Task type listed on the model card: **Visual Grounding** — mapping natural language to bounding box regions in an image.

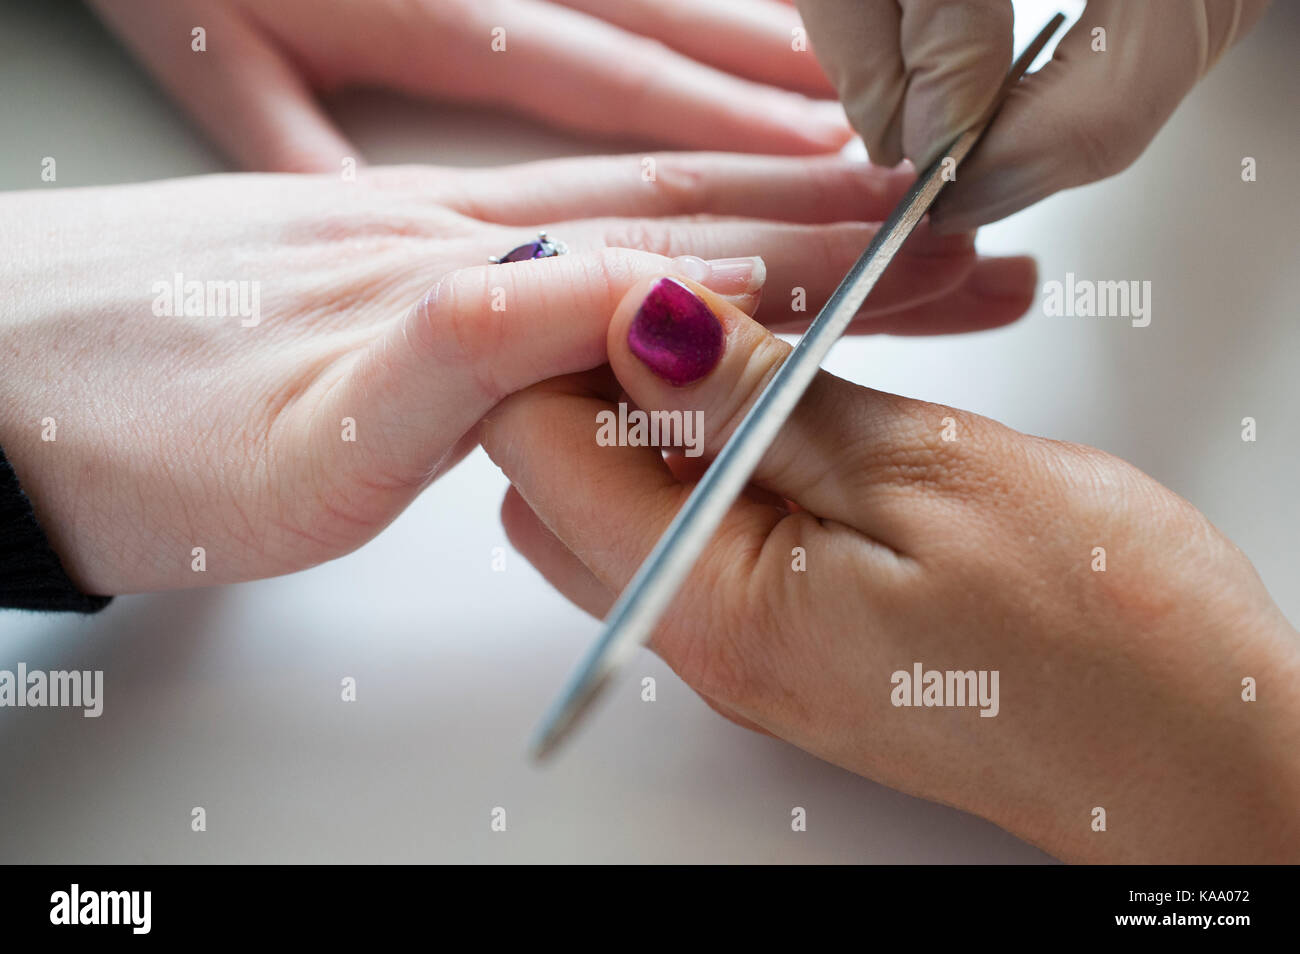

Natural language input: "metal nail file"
[531,13,1067,761]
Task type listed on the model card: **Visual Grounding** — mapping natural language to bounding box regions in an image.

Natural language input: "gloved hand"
[796,0,1269,230]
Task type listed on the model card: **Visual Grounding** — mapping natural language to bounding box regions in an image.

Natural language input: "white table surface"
[1,0,1295,863]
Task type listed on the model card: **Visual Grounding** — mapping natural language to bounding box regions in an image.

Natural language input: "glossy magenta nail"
[627,277,724,387]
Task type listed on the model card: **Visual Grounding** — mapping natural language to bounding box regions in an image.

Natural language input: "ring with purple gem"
[489,231,569,264]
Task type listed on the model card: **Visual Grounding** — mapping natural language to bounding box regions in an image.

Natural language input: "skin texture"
[479,277,1300,863]
[0,153,1036,596]
[86,0,852,171]
[796,0,1271,230]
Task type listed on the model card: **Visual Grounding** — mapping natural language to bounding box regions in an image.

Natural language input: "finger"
[797,0,1011,168]
[448,0,851,154]
[483,371,709,596]
[448,213,1024,334]
[501,485,613,618]
[504,478,775,737]
[697,695,778,737]
[930,0,1268,231]
[379,165,1002,329]
[87,0,356,172]
[429,154,917,226]
[548,0,837,97]
[603,275,892,527]
[664,454,792,511]
[796,0,908,163]
[566,216,982,325]
[601,275,1020,539]
[317,248,765,489]
[479,366,788,637]
[822,254,1038,336]
[895,0,1013,168]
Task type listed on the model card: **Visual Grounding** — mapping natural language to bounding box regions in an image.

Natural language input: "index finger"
[372,154,917,226]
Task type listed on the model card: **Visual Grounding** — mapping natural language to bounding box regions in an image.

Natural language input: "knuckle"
[579,246,664,312]
[856,397,998,497]
[648,157,711,214]
[602,219,679,258]
[657,609,756,712]
[607,35,669,111]
[1064,107,1147,183]
[1038,446,1223,625]
[283,207,438,245]
[591,245,660,286]
[412,267,506,396]
[654,512,781,710]
[701,511,837,720]
[1038,439,1210,540]
[813,224,862,277]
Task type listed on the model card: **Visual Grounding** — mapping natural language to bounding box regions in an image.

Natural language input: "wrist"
[0,442,111,612]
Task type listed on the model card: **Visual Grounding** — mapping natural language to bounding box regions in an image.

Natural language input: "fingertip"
[865,139,905,169]
[763,97,854,154]
[670,255,766,296]
[500,484,536,551]
[807,100,855,149]
[929,178,1042,233]
[970,255,1037,302]
[928,150,1030,232]
[613,276,732,389]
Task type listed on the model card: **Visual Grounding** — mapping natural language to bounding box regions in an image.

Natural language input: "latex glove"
[796,0,1269,229]
[480,272,1300,863]
[87,0,852,171]
[0,153,1034,595]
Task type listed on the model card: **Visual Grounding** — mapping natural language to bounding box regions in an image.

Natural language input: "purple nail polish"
[627,278,724,386]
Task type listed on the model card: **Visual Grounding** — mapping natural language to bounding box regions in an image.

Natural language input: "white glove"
[796,0,1269,229]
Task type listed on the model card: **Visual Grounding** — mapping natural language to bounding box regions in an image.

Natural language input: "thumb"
[931,0,1270,231]
[605,275,886,530]
[895,0,1014,169]
[796,0,1011,167]
[321,249,766,488]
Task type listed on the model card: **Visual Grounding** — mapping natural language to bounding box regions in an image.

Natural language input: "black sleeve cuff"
[0,443,112,613]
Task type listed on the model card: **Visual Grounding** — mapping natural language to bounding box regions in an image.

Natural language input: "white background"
[0,0,1295,862]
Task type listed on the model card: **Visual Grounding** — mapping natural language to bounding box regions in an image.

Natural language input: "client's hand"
[0,154,1034,595]
[479,274,1300,863]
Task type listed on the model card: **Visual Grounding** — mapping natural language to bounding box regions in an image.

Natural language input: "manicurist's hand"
[479,274,1300,863]
[0,153,1036,595]
[796,0,1269,230]
[88,0,851,170]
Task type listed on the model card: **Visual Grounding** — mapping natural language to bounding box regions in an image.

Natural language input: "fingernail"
[808,101,852,145]
[768,96,851,149]
[628,277,724,387]
[971,256,1037,298]
[672,255,766,297]
[884,160,917,192]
